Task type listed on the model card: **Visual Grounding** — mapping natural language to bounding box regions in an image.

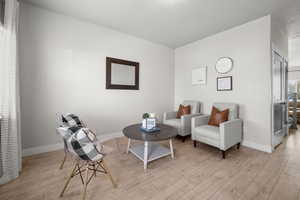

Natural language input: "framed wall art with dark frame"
[106,57,139,90]
[217,76,232,91]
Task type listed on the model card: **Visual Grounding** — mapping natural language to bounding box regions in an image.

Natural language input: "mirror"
[111,63,135,86]
[106,57,139,90]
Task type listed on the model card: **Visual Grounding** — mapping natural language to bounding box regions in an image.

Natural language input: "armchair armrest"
[181,113,202,127]
[219,119,243,150]
[191,115,210,128]
[181,113,202,120]
[180,113,202,136]
[163,111,177,121]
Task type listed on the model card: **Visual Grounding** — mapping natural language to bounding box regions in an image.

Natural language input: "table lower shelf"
[129,143,171,162]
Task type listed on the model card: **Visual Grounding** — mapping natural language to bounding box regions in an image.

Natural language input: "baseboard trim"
[22,131,123,157]
[242,140,272,153]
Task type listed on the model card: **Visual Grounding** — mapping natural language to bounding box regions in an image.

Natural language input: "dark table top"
[122,123,178,142]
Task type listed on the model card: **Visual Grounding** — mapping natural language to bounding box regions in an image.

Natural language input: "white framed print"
[217,76,232,91]
[192,67,207,85]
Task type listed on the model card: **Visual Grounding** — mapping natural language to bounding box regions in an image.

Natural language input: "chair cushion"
[62,113,83,127]
[57,127,104,161]
[176,104,191,118]
[208,106,229,127]
[164,119,181,129]
[57,126,81,140]
[194,125,219,140]
[213,103,238,120]
[69,128,103,161]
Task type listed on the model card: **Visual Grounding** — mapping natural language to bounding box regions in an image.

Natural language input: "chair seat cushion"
[164,119,181,129]
[194,125,219,140]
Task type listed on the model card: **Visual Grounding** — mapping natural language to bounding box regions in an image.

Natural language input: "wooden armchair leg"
[182,136,186,142]
[100,160,117,188]
[221,150,226,159]
[193,141,197,148]
[60,162,77,197]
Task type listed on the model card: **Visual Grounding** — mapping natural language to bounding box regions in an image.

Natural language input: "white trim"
[22,131,123,157]
[22,143,64,157]
[242,140,272,153]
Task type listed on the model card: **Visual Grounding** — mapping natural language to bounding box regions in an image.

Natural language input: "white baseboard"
[22,143,64,157]
[242,140,272,153]
[22,131,123,157]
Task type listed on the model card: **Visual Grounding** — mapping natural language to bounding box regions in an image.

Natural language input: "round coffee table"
[123,123,178,171]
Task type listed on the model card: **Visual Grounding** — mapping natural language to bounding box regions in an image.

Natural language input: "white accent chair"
[163,100,202,142]
[192,103,243,158]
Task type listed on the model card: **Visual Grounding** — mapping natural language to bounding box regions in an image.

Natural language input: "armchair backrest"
[183,100,201,114]
[213,103,238,120]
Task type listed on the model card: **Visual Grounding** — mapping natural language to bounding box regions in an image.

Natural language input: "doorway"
[272,50,289,149]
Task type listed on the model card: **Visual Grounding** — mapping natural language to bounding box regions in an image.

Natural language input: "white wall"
[289,66,300,80]
[271,16,288,58]
[289,38,300,68]
[174,16,272,152]
[19,3,174,150]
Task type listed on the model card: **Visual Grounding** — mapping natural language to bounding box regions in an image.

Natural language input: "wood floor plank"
[1,132,300,200]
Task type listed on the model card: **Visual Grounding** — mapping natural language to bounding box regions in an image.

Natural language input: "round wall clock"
[215,57,233,74]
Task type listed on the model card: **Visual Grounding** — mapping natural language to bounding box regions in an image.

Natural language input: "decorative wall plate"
[215,57,233,74]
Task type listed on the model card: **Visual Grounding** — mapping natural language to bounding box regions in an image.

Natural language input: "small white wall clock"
[215,57,233,74]
[192,67,207,85]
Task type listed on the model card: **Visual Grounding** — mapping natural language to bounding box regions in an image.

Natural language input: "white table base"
[127,139,174,171]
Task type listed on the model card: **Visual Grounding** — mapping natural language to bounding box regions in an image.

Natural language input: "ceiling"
[22,0,300,48]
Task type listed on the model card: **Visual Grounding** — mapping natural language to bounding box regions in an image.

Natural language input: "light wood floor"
[1,130,300,200]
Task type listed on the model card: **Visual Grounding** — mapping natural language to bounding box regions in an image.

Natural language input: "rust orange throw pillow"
[176,104,191,118]
[208,106,229,126]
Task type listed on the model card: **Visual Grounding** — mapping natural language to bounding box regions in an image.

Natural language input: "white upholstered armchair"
[192,103,243,158]
[163,100,202,142]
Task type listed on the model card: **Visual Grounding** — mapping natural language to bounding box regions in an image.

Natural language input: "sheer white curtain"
[0,0,21,184]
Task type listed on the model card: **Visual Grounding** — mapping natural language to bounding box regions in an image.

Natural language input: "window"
[288,80,297,94]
